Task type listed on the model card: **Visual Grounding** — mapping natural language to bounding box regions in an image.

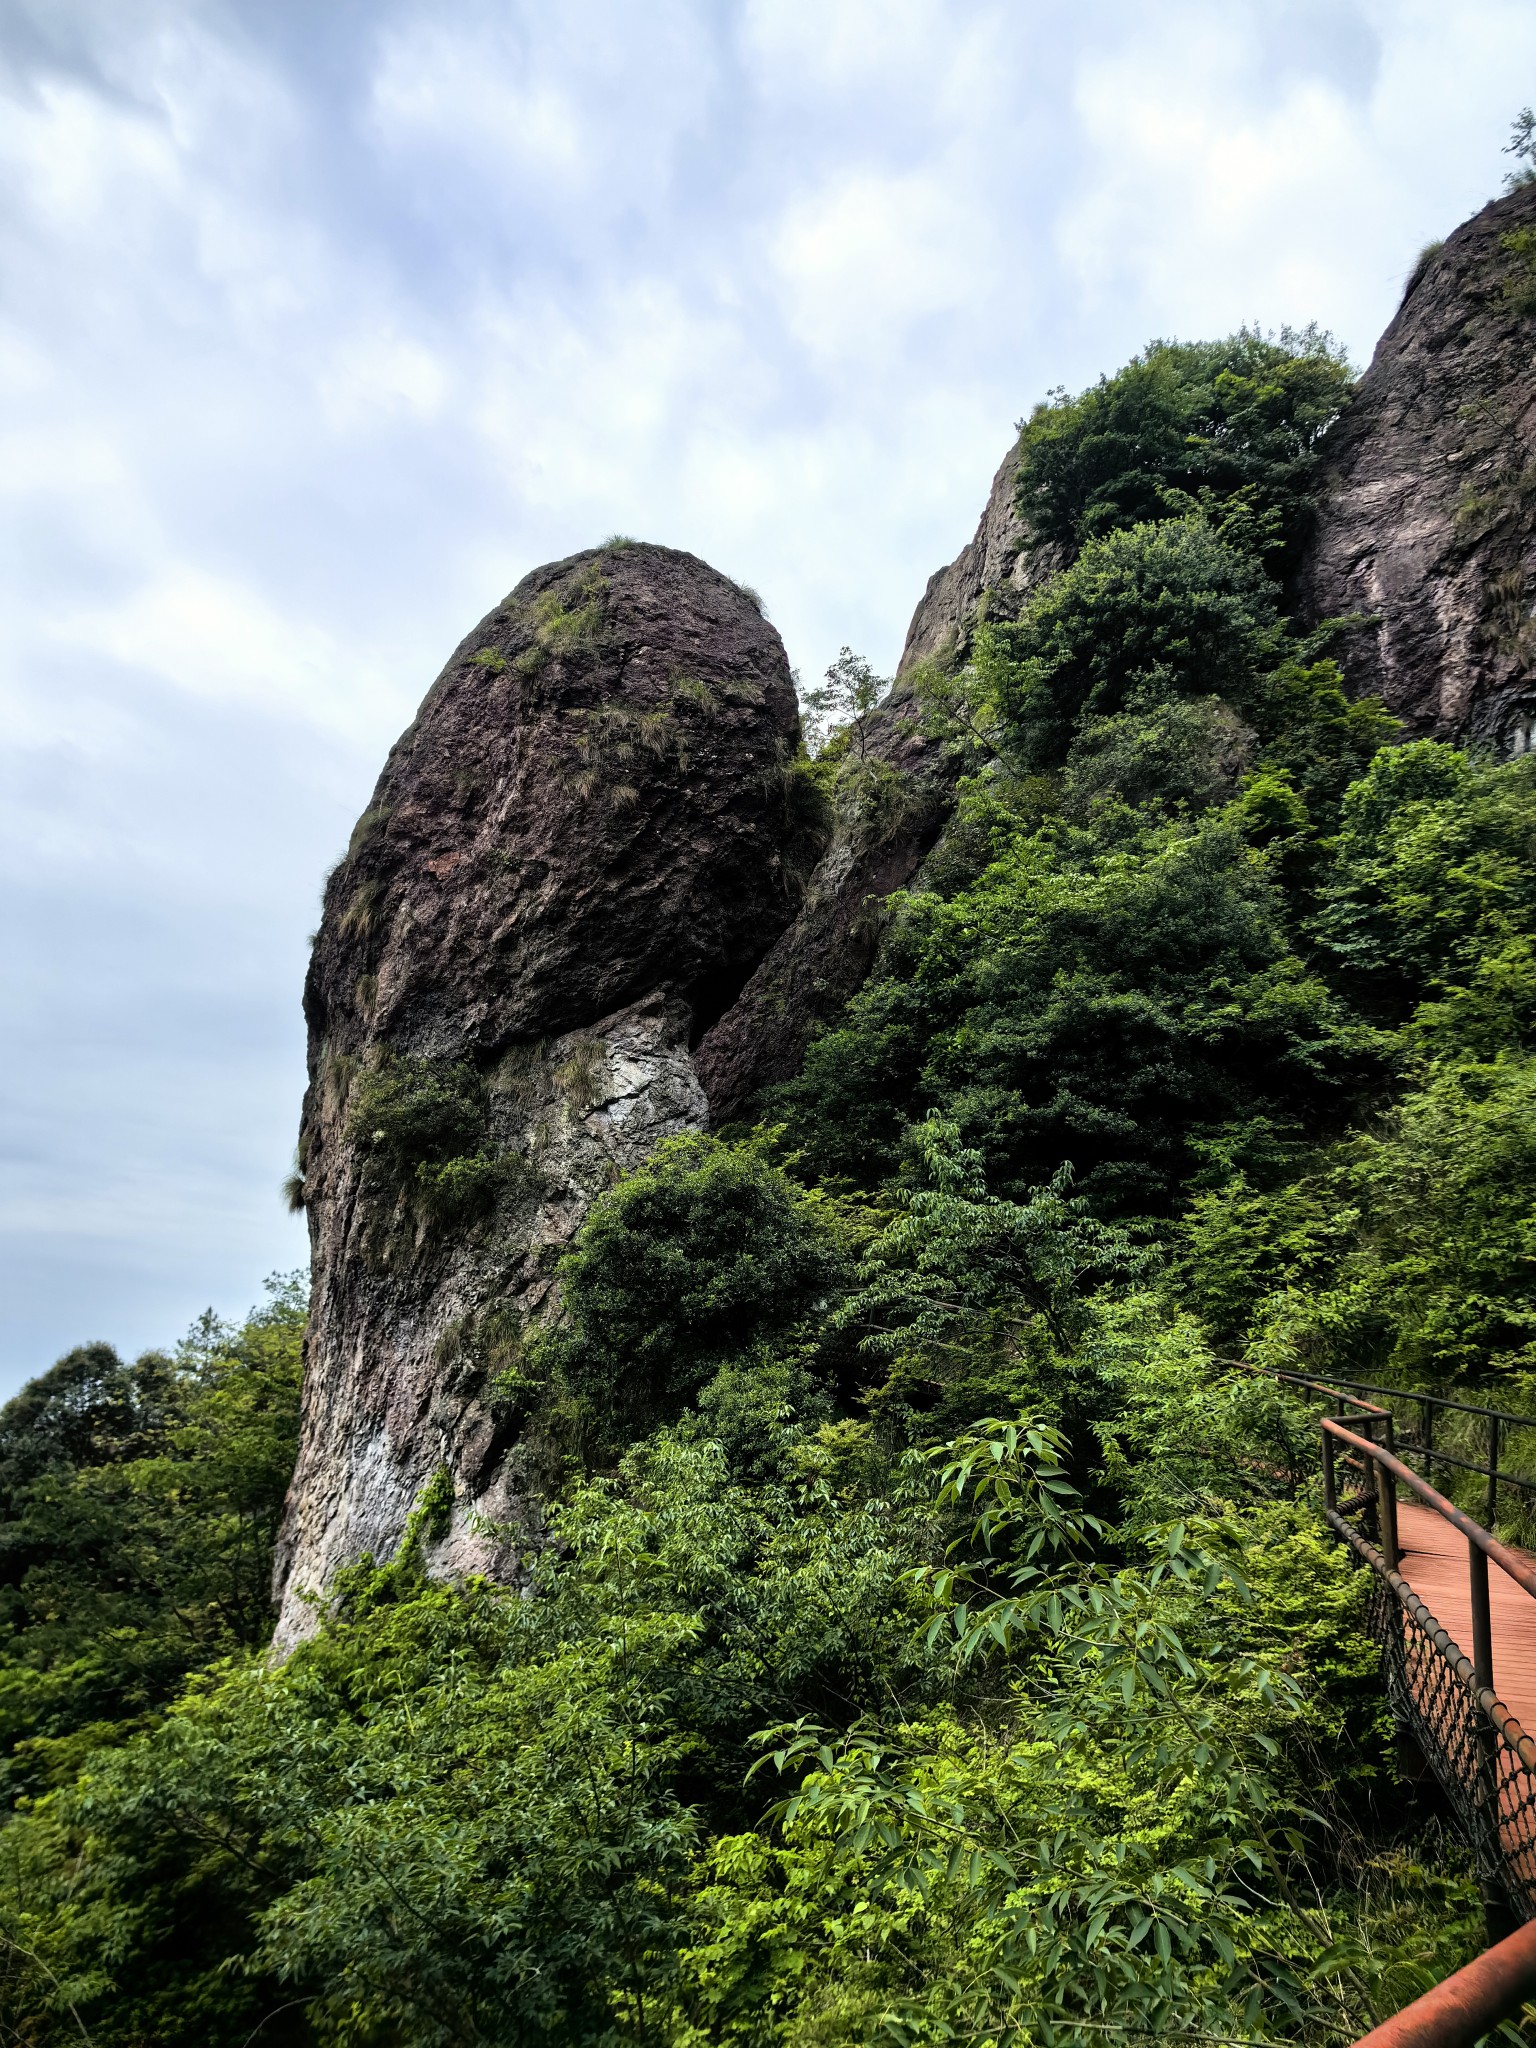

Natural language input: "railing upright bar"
[1467,1539,1516,1941]
[1376,1454,1401,1572]
[1470,1540,1495,1698]
[1323,1428,1337,1513]
[1488,1413,1501,1535]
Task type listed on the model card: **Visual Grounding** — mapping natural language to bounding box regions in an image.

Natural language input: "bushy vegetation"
[0,1279,303,1806]
[349,1053,512,1232]
[8,322,1536,2043]
[1013,328,1354,570]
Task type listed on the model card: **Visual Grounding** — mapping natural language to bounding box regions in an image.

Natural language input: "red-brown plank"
[1396,1502,1536,1738]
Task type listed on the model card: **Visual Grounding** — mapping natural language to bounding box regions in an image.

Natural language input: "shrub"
[538,1134,849,1438]
[1014,327,1354,569]
[977,516,1287,770]
[1314,742,1536,1029]
[782,812,1384,1213]
[348,1054,510,1229]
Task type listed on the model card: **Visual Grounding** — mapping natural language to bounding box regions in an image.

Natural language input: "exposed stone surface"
[1298,181,1536,747]
[896,438,1065,677]
[287,188,1536,1626]
[275,543,804,1642]
[693,695,951,1123]
[692,437,1075,1124]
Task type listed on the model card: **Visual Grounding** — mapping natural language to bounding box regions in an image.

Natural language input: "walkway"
[1397,1501,1536,1743]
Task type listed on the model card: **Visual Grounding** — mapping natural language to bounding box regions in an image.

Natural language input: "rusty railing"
[1230,1361,1536,2040]
[1321,1417,1536,1932]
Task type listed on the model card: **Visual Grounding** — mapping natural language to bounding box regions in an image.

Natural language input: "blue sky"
[2,0,1532,1393]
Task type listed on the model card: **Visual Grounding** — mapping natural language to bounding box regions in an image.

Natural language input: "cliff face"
[896,440,1065,676]
[692,693,951,1123]
[274,544,805,1641]
[692,442,1070,1123]
[280,187,1536,1630]
[1298,180,1536,746]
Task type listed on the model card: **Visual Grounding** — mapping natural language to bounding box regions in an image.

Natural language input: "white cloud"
[55,566,389,732]
[319,329,452,429]
[769,165,980,364]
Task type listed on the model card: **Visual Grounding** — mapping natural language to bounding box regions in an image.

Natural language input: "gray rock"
[1297,179,1536,748]
[896,438,1064,677]
[274,544,805,1642]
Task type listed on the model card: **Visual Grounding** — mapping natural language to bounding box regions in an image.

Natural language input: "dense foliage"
[0,1280,303,1807]
[7,322,1534,2043]
[1013,328,1354,570]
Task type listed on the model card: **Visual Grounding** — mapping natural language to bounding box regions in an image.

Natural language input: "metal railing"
[1322,1417,1536,1930]
[1232,1363,1536,2040]
[1236,1360,1536,1534]
[1351,1914,1536,2048]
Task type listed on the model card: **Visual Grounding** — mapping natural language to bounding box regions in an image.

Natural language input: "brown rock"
[1298,181,1536,747]
[693,433,1078,1123]
[274,543,805,1640]
[692,694,951,1123]
[897,438,1065,677]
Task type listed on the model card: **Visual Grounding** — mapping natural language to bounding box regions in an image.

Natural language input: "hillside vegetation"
[9,327,1536,2045]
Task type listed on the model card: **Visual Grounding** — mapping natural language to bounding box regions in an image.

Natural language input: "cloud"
[54,566,403,740]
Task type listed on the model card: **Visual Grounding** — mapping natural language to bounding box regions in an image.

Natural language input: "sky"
[1,0,1532,1395]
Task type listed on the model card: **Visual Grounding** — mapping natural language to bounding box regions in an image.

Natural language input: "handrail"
[1294,1375,1536,2029]
[1226,1358,1388,1417]
[1349,1911,1536,2046]
[1223,1357,1536,1432]
[1327,1506,1536,1775]
[1236,1358,1536,1530]
[1322,1420,1536,1601]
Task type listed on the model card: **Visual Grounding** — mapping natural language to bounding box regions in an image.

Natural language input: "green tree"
[801,646,888,759]
[975,515,1288,772]
[538,1134,851,1441]
[1014,328,1354,570]
[1314,741,1536,1036]
[0,1277,305,1796]
[782,811,1383,1212]
[1505,105,1536,190]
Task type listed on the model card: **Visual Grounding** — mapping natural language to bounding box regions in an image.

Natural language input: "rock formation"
[692,695,952,1123]
[274,543,807,1640]
[895,439,1064,675]
[1298,179,1536,747]
[692,437,1065,1122]
[280,186,1536,1634]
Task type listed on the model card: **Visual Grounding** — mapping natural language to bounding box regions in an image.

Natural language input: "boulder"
[274,543,805,1641]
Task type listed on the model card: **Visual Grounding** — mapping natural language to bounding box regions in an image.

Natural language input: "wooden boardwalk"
[1397,1501,1536,1739]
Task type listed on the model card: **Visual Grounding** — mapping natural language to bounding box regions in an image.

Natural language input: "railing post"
[1468,1540,1516,1942]
[1420,1394,1433,1468]
[1374,1452,1400,1572]
[1487,1413,1501,1534]
[1323,1427,1337,1513]
[1470,1541,1494,1698]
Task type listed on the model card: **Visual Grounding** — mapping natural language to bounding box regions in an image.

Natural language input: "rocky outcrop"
[897,439,1065,676]
[692,694,951,1123]
[692,440,1073,1122]
[1299,180,1536,747]
[274,543,805,1641]
[287,189,1536,1621]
